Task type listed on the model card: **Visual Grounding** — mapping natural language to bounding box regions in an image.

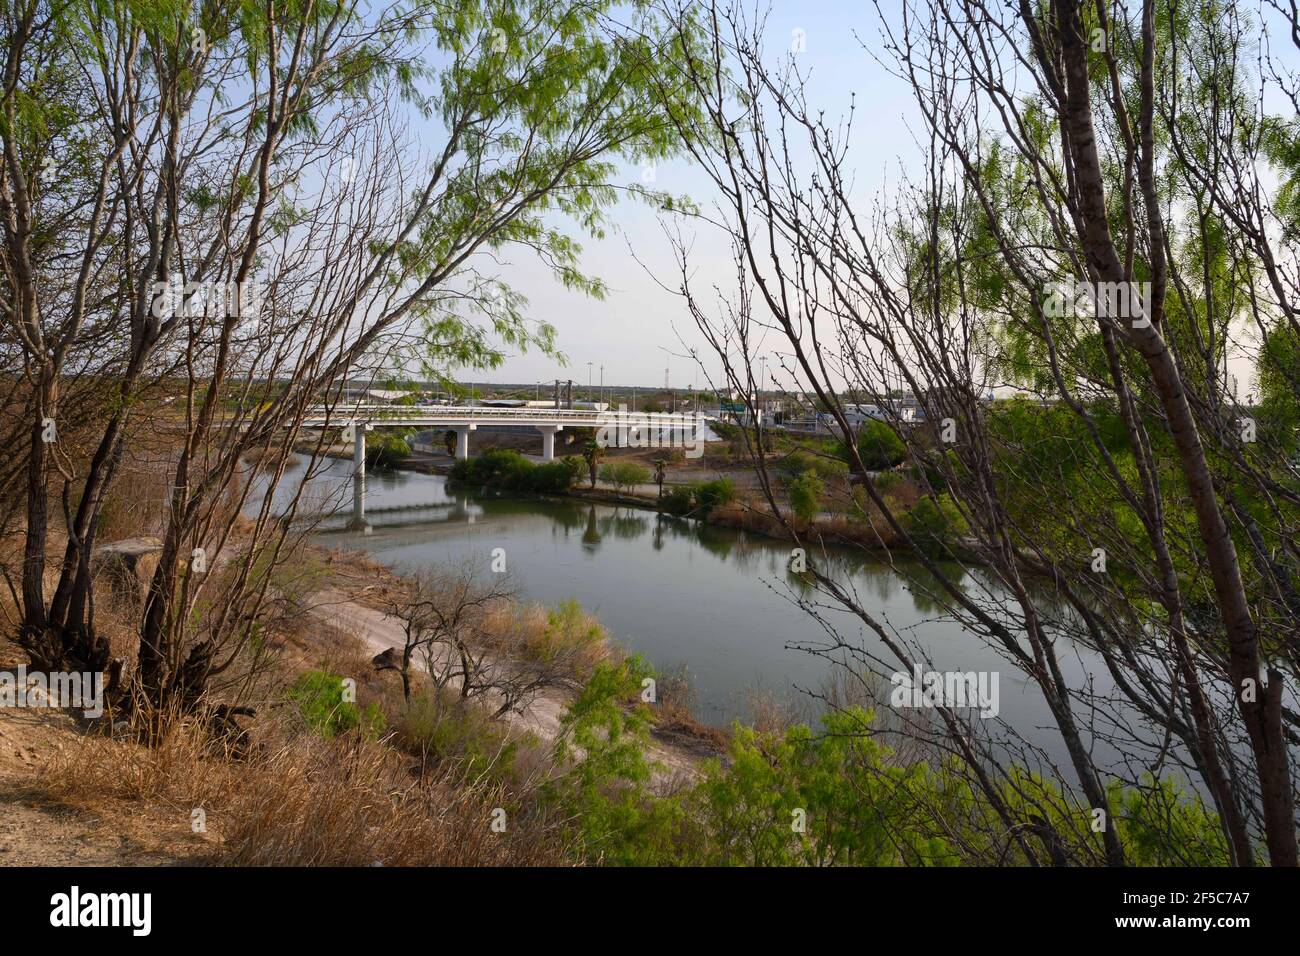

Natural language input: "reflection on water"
[252,459,1114,769]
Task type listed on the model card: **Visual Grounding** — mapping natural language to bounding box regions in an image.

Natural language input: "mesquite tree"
[659,0,1299,864]
[1,0,701,721]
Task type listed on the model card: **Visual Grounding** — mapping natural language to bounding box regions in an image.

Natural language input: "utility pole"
[657,345,674,413]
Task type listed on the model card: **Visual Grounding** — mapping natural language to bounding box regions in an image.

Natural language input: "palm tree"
[582,440,604,489]
[653,457,668,498]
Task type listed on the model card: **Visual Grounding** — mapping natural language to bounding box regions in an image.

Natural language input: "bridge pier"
[537,424,563,460]
[351,421,367,477]
[347,421,372,531]
[452,424,476,460]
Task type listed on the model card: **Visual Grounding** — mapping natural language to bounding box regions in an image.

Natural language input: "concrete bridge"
[302,403,707,462]
[298,403,710,531]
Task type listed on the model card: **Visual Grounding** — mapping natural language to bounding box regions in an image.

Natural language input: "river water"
[256,457,1131,775]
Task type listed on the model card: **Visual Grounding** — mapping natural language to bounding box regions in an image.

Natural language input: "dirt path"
[0,708,208,866]
[310,589,709,789]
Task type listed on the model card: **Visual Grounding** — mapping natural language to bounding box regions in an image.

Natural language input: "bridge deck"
[301,404,708,429]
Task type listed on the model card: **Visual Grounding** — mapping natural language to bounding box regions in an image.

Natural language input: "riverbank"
[0,520,727,866]
[305,545,729,784]
[297,432,978,577]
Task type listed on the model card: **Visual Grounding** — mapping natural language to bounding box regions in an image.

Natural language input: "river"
[254,457,1132,775]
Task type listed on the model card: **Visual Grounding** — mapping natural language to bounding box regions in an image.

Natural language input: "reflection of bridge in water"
[298,403,714,530]
[316,498,483,534]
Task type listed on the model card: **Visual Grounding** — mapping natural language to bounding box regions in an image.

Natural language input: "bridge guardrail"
[301,404,710,426]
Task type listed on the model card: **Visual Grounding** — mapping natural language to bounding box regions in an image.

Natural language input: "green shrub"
[693,478,735,515]
[365,433,411,470]
[904,495,968,555]
[599,460,651,495]
[660,484,694,516]
[545,676,1230,866]
[776,450,847,480]
[451,447,521,484]
[544,661,687,865]
[872,470,904,494]
[908,449,965,492]
[788,472,823,522]
[451,449,582,494]
[526,458,583,493]
[656,478,736,518]
[288,670,386,741]
[854,419,907,470]
[395,691,520,782]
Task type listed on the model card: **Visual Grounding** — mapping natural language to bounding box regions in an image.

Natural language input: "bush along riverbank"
[443,446,976,558]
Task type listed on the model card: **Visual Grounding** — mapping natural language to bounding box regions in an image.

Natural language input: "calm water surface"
[257,458,1124,775]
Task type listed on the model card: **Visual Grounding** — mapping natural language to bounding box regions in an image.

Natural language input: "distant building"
[341,385,415,404]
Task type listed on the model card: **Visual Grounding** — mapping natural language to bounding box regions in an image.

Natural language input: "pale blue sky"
[467,0,1295,397]
[475,1,920,392]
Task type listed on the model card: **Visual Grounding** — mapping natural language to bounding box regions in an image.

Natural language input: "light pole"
[599,364,604,407]
[657,345,672,413]
[587,362,593,402]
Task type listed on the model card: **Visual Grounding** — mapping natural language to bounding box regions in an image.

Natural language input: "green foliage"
[905,495,968,555]
[395,691,520,783]
[776,449,847,480]
[656,478,735,518]
[449,448,581,493]
[547,684,1230,866]
[690,709,953,866]
[853,419,907,470]
[451,447,524,483]
[599,460,651,494]
[660,484,694,516]
[872,470,905,495]
[546,661,687,865]
[365,432,411,470]
[1255,323,1300,457]
[692,478,735,515]
[403,0,708,383]
[535,598,607,664]
[787,471,823,522]
[1109,777,1232,866]
[289,670,385,741]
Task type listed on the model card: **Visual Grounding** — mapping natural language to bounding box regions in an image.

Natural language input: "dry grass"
[505,599,609,679]
[742,685,809,736]
[707,494,905,550]
[218,733,570,866]
[645,664,730,753]
[42,707,574,866]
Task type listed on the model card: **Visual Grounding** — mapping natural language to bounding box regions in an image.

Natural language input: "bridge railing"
[301,404,709,425]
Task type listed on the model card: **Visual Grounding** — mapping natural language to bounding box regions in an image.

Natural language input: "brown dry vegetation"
[0,515,729,866]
